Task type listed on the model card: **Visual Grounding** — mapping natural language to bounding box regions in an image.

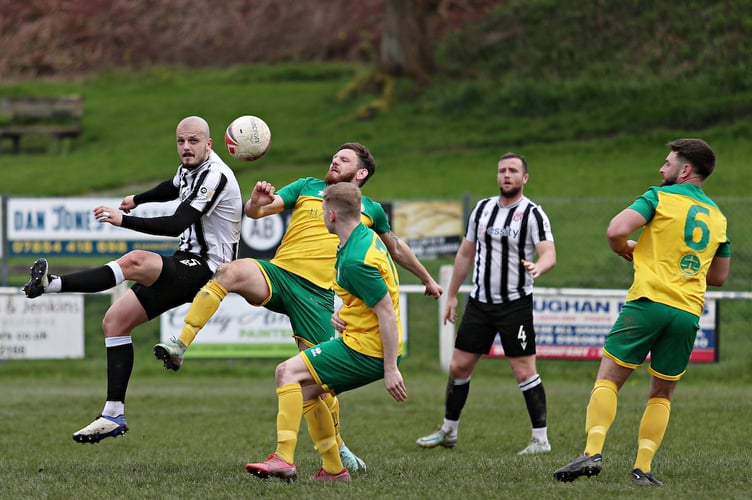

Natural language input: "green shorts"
[602,298,700,380]
[300,337,397,395]
[256,260,335,346]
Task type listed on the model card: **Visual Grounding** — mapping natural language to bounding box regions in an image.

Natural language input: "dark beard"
[500,186,521,199]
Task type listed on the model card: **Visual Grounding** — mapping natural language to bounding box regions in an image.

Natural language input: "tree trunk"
[379,0,437,85]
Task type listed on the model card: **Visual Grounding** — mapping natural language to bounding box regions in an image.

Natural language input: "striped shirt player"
[417,152,557,456]
[168,150,242,271]
[465,195,553,303]
[22,116,242,445]
[123,149,242,275]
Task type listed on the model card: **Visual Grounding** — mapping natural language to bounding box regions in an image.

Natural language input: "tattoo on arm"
[388,231,402,247]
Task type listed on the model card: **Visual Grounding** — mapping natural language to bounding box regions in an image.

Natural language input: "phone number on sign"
[10,240,175,256]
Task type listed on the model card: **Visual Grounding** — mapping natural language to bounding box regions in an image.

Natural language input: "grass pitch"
[1,367,751,499]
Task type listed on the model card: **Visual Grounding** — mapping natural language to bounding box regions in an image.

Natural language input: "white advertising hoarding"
[160,292,410,359]
[7,197,179,256]
[0,289,84,359]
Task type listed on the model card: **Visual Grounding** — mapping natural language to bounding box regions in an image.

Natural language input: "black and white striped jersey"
[465,195,554,304]
[173,151,242,271]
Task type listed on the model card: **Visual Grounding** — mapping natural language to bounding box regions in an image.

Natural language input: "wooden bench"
[0,95,85,153]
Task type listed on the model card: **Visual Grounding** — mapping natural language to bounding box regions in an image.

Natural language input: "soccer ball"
[224,115,271,161]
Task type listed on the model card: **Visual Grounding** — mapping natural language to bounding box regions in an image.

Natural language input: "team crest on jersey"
[198,185,215,199]
[512,211,524,222]
[679,253,701,275]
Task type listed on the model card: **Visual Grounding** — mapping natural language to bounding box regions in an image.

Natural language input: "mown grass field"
[1,47,751,500]
[2,351,751,499]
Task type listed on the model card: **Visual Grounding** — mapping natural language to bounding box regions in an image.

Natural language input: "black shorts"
[455,295,536,358]
[131,251,213,320]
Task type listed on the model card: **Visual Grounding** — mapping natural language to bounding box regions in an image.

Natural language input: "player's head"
[325,142,376,187]
[497,152,529,199]
[500,152,528,173]
[322,182,362,234]
[663,138,716,185]
[176,116,212,169]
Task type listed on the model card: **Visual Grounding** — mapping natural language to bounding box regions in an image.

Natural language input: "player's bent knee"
[215,260,265,295]
[213,261,248,288]
[116,250,161,278]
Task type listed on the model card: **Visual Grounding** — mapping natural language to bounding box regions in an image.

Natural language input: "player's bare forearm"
[706,256,730,287]
[607,208,646,260]
[381,231,442,298]
[374,295,405,401]
[245,181,283,218]
[524,241,556,278]
[447,239,475,296]
[119,196,137,213]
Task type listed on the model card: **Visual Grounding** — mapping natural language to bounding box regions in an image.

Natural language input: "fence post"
[438,264,454,373]
[1,193,7,286]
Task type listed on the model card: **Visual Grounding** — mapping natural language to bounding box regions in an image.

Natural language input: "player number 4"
[517,325,527,343]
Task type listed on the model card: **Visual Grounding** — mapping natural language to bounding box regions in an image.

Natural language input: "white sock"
[46,276,61,293]
[105,336,132,348]
[102,401,124,417]
[106,261,126,285]
[442,418,459,435]
[532,426,548,443]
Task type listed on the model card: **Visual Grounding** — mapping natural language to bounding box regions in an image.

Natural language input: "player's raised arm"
[245,180,285,218]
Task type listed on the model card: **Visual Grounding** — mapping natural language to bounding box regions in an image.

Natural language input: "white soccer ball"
[224,115,271,161]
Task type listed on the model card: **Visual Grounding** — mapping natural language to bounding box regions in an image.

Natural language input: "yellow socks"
[274,383,303,464]
[303,397,344,474]
[584,379,619,456]
[634,397,671,472]
[178,280,228,347]
[322,393,343,449]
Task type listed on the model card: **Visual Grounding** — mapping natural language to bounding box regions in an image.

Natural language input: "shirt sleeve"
[628,187,659,222]
[369,201,391,234]
[120,201,202,237]
[530,205,554,244]
[464,201,482,243]
[276,178,306,209]
[184,168,230,216]
[339,261,388,308]
[133,179,179,205]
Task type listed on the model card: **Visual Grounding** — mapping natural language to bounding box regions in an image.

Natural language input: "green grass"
[2,366,751,499]
[1,293,750,498]
[2,30,752,497]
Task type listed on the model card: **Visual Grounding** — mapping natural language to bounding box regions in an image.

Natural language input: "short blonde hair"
[323,182,362,221]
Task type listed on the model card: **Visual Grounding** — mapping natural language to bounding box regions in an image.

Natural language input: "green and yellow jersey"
[626,183,730,316]
[334,223,403,359]
[273,177,391,289]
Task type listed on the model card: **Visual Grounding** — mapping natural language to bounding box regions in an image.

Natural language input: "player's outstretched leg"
[153,337,187,371]
[23,258,55,298]
[153,280,228,371]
